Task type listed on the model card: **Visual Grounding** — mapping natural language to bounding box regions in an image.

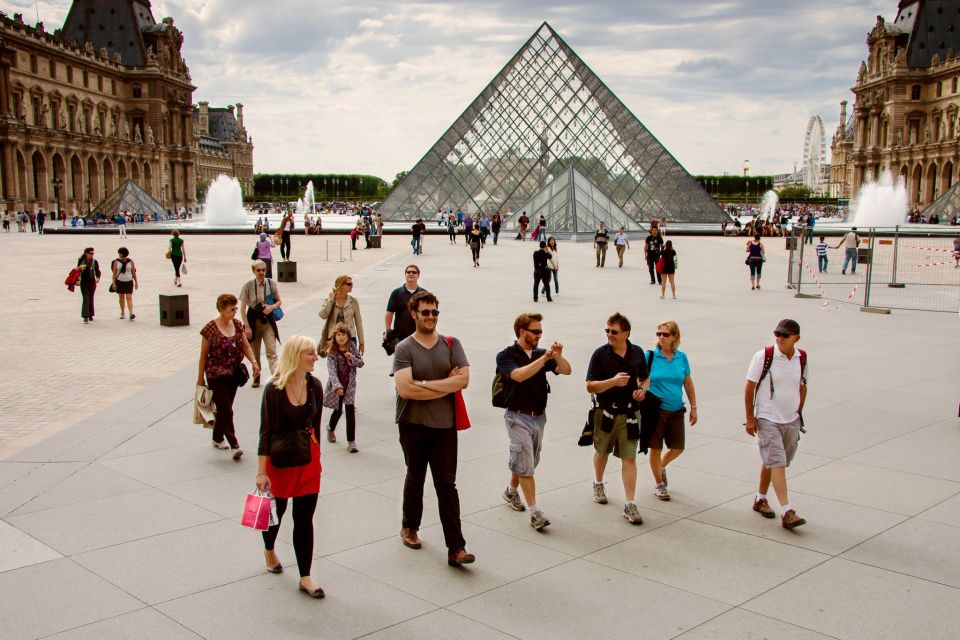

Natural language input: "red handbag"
[241,489,271,531]
[445,336,471,431]
[655,256,665,273]
[65,267,81,292]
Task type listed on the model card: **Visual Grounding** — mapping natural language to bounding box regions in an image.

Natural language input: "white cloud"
[13,0,893,180]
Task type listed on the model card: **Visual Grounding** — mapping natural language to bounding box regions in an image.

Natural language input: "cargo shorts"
[505,410,546,476]
[757,417,803,468]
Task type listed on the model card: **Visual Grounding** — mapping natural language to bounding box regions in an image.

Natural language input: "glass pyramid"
[96,179,167,219]
[517,165,642,234]
[921,181,960,221]
[378,22,722,224]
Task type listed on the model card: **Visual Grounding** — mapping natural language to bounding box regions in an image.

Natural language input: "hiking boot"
[623,503,643,525]
[752,498,775,519]
[502,488,525,511]
[654,483,670,501]
[530,510,551,530]
[592,482,608,504]
[781,510,807,529]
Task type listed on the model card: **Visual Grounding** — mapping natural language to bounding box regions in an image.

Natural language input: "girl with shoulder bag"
[256,335,325,598]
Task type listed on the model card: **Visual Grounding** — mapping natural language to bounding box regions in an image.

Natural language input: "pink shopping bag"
[241,490,271,531]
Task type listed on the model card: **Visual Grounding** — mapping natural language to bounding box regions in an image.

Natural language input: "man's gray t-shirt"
[392,334,469,428]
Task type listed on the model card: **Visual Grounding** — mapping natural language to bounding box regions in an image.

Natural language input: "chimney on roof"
[839,100,848,133]
[198,100,209,136]
[235,103,244,130]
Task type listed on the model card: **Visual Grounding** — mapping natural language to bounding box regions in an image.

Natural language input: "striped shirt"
[815,242,828,256]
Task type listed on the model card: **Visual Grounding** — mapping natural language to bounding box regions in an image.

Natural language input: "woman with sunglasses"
[644,321,697,501]
[76,247,101,323]
[319,275,365,354]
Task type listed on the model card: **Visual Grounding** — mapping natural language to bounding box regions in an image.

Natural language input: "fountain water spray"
[852,171,908,228]
[294,181,316,219]
[760,190,779,221]
[202,174,246,226]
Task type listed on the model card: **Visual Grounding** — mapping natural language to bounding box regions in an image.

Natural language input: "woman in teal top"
[644,320,697,501]
[169,229,186,287]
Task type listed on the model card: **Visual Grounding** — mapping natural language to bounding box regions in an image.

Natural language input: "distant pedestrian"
[117,212,127,238]
[491,212,502,245]
[614,226,630,268]
[746,233,765,290]
[384,265,425,352]
[805,213,815,245]
[240,261,282,388]
[835,227,860,275]
[815,236,829,272]
[536,215,547,243]
[411,218,425,255]
[198,293,260,459]
[594,221,609,267]
[644,225,664,284]
[77,247,101,323]
[467,226,482,267]
[255,232,275,279]
[111,247,138,320]
[279,211,294,261]
[255,335,325,598]
[447,214,457,244]
[533,241,553,302]
[745,319,809,530]
[323,322,364,452]
[478,213,490,245]
[542,236,559,296]
[645,321,697,501]
[169,229,186,287]
[497,312,572,529]
[37,209,46,235]
[658,240,677,299]
[518,211,529,240]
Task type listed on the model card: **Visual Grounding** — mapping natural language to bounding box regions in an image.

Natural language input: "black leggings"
[261,493,318,577]
[172,255,183,278]
[280,231,291,260]
[470,244,480,262]
[328,397,356,441]
[209,377,239,448]
[748,256,763,278]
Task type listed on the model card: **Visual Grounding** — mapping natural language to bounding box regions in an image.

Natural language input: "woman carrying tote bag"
[255,335,325,598]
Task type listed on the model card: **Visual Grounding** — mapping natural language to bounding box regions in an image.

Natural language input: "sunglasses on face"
[254,269,266,273]
[656,332,672,337]
[405,271,419,275]
[773,331,791,338]
[417,309,440,317]
[344,282,354,286]
[604,328,620,335]
[524,328,543,335]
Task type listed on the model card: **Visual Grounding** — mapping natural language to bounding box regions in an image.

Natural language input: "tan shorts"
[757,417,802,468]
[593,410,639,460]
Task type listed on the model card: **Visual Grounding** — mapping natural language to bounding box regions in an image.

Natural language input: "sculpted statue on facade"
[924,124,931,143]
[145,46,157,65]
[76,110,85,134]
[84,41,94,55]
[121,118,130,140]
[895,128,902,146]
[146,124,155,145]
[94,116,102,136]
[17,99,26,122]
[940,120,947,141]
[134,124,143,143]
[40,101,49,127]
[112,52,122,64]
[857,61,867,83]
[58,108,67,130]
[894,48,906,66]
[109,115,117,138]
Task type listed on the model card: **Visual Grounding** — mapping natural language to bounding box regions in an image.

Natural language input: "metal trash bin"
[159,293,189,327]
[277,261,297,282]
[785,236,798,250]
[857,247,872,264]
[369,236,382,248]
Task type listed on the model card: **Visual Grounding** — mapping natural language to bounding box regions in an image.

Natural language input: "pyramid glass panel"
[95,179,167,219]
[921,181,960,221]
[378,23,723,224]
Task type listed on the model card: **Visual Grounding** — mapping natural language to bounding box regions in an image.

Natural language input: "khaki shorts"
[593,410,639,460]
[505,411,545,476]
[757,417,802,468]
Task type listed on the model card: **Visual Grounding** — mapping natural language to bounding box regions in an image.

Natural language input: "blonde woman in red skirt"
[255,335,325,598]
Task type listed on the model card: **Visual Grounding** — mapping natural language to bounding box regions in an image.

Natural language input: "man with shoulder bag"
[239,260,283,388]
[383,264,424,355]
[496,313,571,530]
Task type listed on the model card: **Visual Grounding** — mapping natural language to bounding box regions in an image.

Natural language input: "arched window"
[911,84,922,100]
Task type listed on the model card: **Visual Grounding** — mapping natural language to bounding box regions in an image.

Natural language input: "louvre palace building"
[0,0,253,215]
[831,0,960,208]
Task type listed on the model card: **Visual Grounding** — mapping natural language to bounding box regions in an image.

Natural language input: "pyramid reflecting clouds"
[378,23,722,224]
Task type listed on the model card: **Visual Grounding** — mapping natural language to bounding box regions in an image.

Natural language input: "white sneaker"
[212,441,229,450]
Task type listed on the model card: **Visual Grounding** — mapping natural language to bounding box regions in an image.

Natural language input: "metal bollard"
[349,242,353,261]
[889,225,905,288]
[339,241,343,263]
[325,240,329,262]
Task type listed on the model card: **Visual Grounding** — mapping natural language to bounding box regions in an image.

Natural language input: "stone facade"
[0,1,253,214]
[193,102,253,195]
[831,2,960,206]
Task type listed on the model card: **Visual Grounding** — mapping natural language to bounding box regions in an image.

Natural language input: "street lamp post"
[271,177,274,196]
[52,177,64,219]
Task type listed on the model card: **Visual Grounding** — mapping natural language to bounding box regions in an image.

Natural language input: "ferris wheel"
[802,116,826,194]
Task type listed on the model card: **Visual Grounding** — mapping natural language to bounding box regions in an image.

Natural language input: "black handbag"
[234,362,250,387]
[269,429,311,468]
[577,396,599,446]
[251,246,258,260]
[382,329,400,356]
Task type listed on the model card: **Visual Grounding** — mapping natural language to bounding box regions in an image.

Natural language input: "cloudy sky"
[14,0,891,181]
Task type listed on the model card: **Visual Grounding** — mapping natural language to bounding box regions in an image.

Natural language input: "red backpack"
[755,346,807,402]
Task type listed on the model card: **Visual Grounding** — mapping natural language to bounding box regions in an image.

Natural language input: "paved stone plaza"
[1,229,958,640]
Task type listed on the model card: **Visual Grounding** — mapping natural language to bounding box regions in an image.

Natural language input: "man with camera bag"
[239,260,283,388]
[383,264,424,355]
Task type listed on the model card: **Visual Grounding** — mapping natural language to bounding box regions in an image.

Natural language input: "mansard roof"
[61,0,155,66]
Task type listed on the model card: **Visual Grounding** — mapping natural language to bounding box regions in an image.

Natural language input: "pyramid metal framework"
[95,179,167,219]
[378,22,723,226]
[921,181,960,221]
[517,165,638,234]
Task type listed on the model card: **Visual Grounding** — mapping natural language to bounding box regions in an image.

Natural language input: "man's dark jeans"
[398,422,465,552]
[646,254,662,284]
[533,269,552,301]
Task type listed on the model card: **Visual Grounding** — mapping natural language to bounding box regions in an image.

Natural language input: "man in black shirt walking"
[533,241,553,302]
[496,313,571,529]
[644,225,664,285]
[594,222,609,267]
[383,264,425,354]
[411,218,425,255]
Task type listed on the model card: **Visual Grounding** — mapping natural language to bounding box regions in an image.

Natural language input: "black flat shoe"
[266,563,283,574]
[299,583,325,598]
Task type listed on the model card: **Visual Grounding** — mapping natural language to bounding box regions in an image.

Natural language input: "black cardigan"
[257,374,323,456]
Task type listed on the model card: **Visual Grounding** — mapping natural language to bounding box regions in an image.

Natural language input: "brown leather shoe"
[752,498,775,519]
[447,549,476,567]
[781,510,807,529]
[400,528,422,549]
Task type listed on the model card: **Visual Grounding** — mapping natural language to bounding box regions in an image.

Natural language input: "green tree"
[393,170,409,188]
[778,184,813,199]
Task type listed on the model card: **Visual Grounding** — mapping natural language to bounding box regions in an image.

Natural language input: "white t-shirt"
[746,347,808,423]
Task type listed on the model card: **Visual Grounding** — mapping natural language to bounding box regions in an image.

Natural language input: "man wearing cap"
[834,226,860,275]
[744,319,809,529]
